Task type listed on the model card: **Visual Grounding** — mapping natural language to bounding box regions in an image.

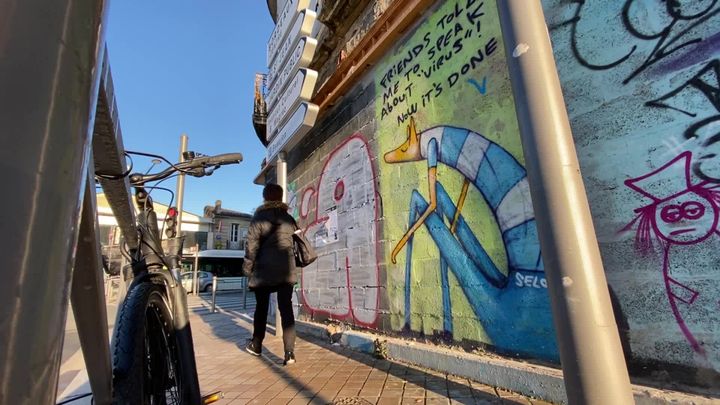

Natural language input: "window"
[230,223,240,242]
[182,231,208,251]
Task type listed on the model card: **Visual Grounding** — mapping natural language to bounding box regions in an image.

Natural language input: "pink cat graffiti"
[623,151,720,360]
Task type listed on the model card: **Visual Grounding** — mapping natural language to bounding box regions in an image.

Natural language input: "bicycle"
[104,149,242,405]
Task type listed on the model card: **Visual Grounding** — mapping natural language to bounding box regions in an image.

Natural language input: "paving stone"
[339,388,362,396]
[380,389,404,398]
[425,390,447,399]
[448,389,473,398]
[449,398,477,405]
[403,388,425,398]
[247,398,272,405]
[377,398,402,405]
[318,389,340,400]
[496,397,530,404]
[360,389,383,397]
[237,391,264,399]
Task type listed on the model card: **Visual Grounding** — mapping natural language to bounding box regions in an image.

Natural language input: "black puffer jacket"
[242,201,297,289]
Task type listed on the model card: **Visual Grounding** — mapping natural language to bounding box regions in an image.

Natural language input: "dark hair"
[263,183,284,202]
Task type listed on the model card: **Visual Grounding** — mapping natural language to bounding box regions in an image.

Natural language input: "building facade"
[203,200,253,251]
[257,0,720,390]
[97,193,212,276]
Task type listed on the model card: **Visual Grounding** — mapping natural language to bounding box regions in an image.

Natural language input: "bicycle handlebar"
[129,152,243,185]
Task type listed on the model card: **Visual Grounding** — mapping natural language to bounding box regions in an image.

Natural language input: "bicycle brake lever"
[187,167,206,178]
[203,165,220,176]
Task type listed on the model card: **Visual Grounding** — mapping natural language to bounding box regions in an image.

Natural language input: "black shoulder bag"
[291,218,317,268]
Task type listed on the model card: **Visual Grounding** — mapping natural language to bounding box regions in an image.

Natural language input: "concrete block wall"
[283,0,720,390]
[542,0,720,388]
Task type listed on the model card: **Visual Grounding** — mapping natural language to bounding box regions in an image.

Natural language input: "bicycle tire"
[112,281,186,404]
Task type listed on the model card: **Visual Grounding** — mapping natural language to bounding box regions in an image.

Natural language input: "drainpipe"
[496,1,634,403]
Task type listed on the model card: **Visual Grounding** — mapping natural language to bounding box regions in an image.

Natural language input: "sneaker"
[245,341,261,356]
[283,351,296,365]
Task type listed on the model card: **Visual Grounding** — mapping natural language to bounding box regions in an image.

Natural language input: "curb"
[295,320,717,404]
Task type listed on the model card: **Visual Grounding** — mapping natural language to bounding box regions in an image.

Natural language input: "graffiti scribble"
[566,0,720,84]
[468,77,487,94]
[622,151,720,357]
[299,135,381,327]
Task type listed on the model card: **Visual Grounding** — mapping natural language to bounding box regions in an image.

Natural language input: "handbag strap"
[289,215,299,230]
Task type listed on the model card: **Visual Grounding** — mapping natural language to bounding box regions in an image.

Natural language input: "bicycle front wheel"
[112,281,186,404]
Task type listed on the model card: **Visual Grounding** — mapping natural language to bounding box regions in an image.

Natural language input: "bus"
[182,249,246,292]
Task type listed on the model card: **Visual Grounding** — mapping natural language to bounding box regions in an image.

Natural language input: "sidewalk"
[189,293,546,405]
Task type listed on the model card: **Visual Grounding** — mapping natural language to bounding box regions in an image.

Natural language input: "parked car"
[181,269,247,293]
[181,270,213,292]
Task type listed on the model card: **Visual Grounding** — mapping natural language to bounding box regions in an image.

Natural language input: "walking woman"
[242,183,297,365]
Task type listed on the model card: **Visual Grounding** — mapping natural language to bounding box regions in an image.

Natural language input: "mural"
[543,0,720,379]
[298,135,381,327]
[384,118,555,360]
[376,0,557,361]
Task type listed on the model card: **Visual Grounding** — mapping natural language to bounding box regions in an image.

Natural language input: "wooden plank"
[312,0,436,112]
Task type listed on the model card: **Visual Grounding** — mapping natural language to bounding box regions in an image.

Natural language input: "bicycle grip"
[205,153,243,166]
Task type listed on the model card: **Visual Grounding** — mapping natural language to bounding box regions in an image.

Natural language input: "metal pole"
[211,276,218,313]
[495,1,633,403]
[193,251,200,296]
[176,133,189,235]
[0,1,107,403]
[274,152,288,336]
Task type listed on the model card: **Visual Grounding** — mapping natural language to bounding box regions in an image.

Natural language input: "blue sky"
[105,1,274,215]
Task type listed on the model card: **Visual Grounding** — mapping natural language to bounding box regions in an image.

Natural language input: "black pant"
[252,283,296,352]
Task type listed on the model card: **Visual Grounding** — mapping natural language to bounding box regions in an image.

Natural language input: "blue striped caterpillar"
[384,117,558,361]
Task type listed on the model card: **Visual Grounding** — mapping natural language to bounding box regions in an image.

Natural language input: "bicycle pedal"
[202,391,224,404]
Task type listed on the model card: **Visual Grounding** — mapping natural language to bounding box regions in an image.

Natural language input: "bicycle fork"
[133,186,203,404]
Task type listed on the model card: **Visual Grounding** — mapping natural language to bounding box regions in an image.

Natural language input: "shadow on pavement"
[189,293,522,404]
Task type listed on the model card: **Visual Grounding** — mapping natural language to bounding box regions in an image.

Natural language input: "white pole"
[496,1,633,403]
[175,134,188,235]
[275,152,288,336]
